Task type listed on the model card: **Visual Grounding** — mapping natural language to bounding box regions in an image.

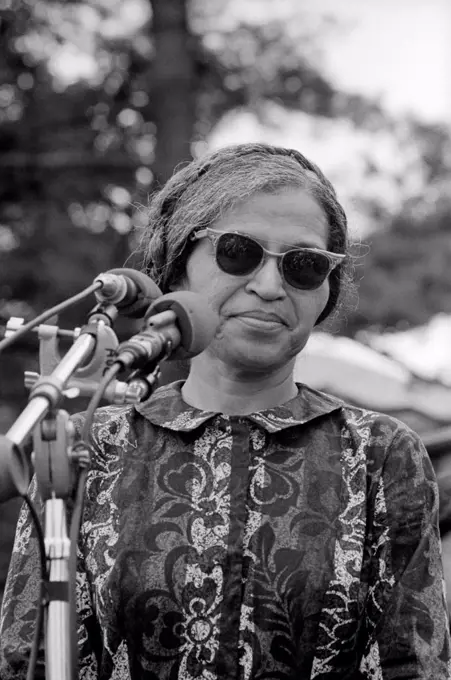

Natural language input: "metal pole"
[44,498,71,680]
[6,333,95,447]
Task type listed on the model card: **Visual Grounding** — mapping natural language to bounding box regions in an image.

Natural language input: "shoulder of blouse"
[329,401,430,472]
[70,404,160,470]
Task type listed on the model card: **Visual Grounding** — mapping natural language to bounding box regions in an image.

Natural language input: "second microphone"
[114,291,219,370]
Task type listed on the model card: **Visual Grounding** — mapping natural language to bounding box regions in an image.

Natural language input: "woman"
[1,143,450,679]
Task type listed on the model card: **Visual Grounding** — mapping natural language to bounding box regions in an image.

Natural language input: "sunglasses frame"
[191,228,345,290]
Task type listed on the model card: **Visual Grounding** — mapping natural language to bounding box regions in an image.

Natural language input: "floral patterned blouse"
[0,381,450,679]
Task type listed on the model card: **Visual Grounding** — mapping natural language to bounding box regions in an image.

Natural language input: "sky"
[52,0,451,124]
[315,0,451,123]
[218,0,451,124]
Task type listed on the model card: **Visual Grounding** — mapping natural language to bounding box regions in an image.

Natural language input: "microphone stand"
[1,305,133,680]
[9,342,94,680]
[1,291,211,679]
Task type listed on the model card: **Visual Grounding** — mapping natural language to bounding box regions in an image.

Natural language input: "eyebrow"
[290,239,324,249]
[248,233,326,250]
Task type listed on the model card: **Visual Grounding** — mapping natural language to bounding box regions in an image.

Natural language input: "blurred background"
[1,0,451,607]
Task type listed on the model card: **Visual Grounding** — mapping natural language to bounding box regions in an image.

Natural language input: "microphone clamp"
[115,310,181,370]
[93,268,163,319]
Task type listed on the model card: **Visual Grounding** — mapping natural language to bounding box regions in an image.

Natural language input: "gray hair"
[139,142,353,324]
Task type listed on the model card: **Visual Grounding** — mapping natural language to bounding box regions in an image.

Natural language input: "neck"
[181,354,298,415]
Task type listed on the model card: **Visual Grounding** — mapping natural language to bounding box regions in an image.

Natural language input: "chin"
[221,341,297,373]
[209,326,310,372]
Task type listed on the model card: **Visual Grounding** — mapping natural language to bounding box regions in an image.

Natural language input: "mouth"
[238,311,286,324]
[233,312,287,331]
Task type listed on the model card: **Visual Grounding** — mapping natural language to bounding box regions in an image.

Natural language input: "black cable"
[81,363,123,442]
[0,282,102,353]
[68,362,123,680]
[22,494,48,680]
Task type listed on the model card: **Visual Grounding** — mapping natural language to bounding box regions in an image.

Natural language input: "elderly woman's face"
[178,189,330,373]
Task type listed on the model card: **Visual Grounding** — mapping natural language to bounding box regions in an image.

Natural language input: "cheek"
[294,281,330,325]
[184,257,238,313]
[184,252,215,291]
[316,281,330,317]
[287,285,329,355]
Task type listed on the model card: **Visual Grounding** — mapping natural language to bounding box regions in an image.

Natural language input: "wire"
[23,494,48,589]
[0,282,102,354]
[22,494,48,680]
[81,363,123,442]
[68,361,123,680]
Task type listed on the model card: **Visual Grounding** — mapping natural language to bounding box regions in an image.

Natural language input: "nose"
[245,255,286,300]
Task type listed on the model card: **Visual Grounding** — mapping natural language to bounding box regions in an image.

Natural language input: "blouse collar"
[135,380,343,433]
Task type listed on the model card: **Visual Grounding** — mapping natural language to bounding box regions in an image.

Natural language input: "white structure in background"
[294,314,451,428]
[360,314,451,386]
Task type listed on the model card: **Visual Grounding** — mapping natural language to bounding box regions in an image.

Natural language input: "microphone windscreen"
[106,268,162,318]
[146,292,218,359]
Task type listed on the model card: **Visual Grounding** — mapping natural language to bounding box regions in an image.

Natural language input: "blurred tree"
[152,0,196,181]
[342,181,451,335]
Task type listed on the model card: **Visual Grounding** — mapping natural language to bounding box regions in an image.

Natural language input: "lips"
[236,311,286,325]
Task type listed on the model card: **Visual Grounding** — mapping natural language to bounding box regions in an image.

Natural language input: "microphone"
[115,291,218,369]
[0,293,217,503]
[94,268,162,318]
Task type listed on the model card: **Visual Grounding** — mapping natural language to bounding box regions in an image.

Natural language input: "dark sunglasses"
[191,228,345,291]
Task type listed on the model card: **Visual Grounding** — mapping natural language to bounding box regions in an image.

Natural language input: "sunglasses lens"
[212,232,335,290]
[216,233,263,275]
[283,250,332,290]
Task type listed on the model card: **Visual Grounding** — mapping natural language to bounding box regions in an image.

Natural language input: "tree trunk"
[151,0,197,184]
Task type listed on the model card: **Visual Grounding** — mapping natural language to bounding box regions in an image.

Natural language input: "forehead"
[216,189,329,248]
